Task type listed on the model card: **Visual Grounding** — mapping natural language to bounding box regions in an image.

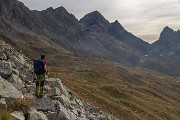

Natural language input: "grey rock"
[46,78,68,96]
[25,84,36,93]
[0,49,7,60]
[35,97,55,112]
[0,76,23,99]
[7,74,24,86]
[12,68,19,76]
[52,87,61,96]
[28,110,49,120]
[0,60,12,78]
[57,106,77,120]
[46,112,57,120]
[19,69,32,83]
[53,94,70,108]
[88,115,98,120]
[10,111,25,120]
[7,74,25,90]
[0,98,7,108]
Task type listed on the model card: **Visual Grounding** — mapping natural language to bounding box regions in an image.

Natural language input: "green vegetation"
[0,111,14,120]
[0,98,30,120]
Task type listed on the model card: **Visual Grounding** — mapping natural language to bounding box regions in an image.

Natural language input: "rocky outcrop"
[0,76,23,99]
[0,40,117,120]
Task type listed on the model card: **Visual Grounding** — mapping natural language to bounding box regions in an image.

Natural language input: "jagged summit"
[108,20,125,35]
[79,10,109,30]
[158,26,176,41]
[45,7,54,11]
[161,26,174,34]
[112,20,124,29]
[45,6,68,12]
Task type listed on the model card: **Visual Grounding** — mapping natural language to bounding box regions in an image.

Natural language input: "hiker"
[33,54,48,97]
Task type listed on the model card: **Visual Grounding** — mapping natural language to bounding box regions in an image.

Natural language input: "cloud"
[19,0,180,43]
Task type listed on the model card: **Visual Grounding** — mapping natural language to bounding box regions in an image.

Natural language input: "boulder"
[59,94,70,107]
[12,68,19,76]
[19,69,32,83]
[0,76,23,99]
[46,112,57,120]
[35,97,55,112]
[52,87,61,96]
[0,49,7,60]
[12,56,24,69]
[0,98,7,109]
[27,110,48,120]
[57,106,76,120]
[7,74,24,87]
[0,60,12,78]
[10,111,25,120]
[46,78,68,96]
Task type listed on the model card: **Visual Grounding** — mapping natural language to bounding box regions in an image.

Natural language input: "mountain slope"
[80,11,150,66]
[1,0,180,76]
[0,39,117,120]
[143,26,180,76]
[1,31,180,120]
[0,0,150,67]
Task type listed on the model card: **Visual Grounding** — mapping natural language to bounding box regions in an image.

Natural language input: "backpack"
[33,59,44,75]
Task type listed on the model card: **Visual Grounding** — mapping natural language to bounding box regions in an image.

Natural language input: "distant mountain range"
[0,0,180,76]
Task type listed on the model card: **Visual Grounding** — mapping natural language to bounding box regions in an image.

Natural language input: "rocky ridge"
[0,40,117,120]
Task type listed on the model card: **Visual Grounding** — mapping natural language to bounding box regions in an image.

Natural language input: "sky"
[19,0,180,43]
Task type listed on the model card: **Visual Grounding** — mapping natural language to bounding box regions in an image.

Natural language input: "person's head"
[41,54,45,60]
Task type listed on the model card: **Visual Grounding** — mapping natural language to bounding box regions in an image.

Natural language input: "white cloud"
[19,0,180,43]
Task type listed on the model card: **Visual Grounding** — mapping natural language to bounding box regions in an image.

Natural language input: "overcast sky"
[19,0,180,43]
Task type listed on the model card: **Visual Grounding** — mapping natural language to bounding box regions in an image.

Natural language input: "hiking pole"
[47,75,53,97]
[38,81,41,96]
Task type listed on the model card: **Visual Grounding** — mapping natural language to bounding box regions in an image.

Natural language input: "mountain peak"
[108,20,125,35]
[112,20,123,28]
[159,26,175,40]
[90,10,102,16]
[46,7,54,11]
[114,20,119,23]
[162,26,174,33]
[55,6,67,11]
[45,6,68,13]
[79,11,109,30]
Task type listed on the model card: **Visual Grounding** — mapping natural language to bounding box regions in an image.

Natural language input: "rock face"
[0,40,118,120]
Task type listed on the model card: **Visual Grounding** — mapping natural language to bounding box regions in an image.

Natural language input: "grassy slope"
[48,56,180,120]
[1,35,180,120]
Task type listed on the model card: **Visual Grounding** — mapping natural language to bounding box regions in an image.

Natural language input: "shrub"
[7,98,30,113]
